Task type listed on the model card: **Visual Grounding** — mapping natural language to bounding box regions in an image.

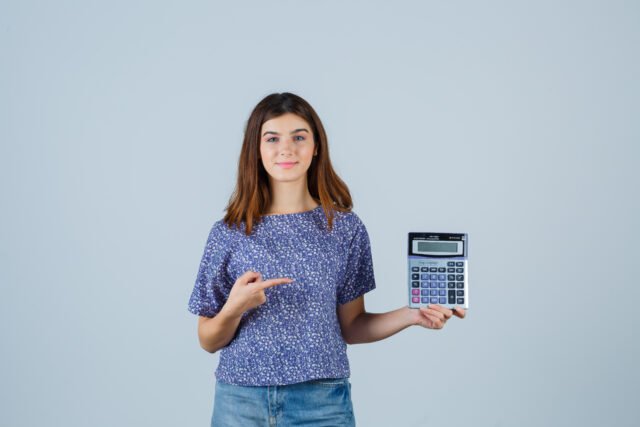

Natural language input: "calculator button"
[412,273,420,280]
[430,297,438,303]
[448,282,455,289]
[448,290,456,303]
[412,267,419,272]
[456,262,463,267]
[447,261,455,267]
[412,297,420,303]
[430,274,438,280]
[421,267,429,272]
[457,298,464,304]
[430,267,438,272]
[422,297,429,303]
[412,289,420,295]
[456,290,464,296]
[456,282,464,289]
[448,275,456,281]
[456,268,464,273]
[438,274,446,281]
[439,297,446,304]
[439,289,446,296]
[421,274,429,280]
[438,267,446,273]
[421,282,429,288]
[447,268,455,273]
[456,275,464,281]
[430,289,437,296]
[438,282,445,288]
[412,281,420,288]
[421,289,429,296]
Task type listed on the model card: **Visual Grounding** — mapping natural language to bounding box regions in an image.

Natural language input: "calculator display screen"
[417,241,458,253]
[412,239,463,256]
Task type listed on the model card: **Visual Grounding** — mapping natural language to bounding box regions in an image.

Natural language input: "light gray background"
[1,1,638,426]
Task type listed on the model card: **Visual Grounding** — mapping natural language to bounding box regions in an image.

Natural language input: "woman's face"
[259,113,317,184]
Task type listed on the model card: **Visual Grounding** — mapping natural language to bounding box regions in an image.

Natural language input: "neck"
[266,177,318,214]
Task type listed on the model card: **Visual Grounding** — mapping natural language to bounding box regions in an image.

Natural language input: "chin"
[268,170,304,180]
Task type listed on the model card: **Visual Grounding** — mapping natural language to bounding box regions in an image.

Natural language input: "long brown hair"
[223,92,353,235]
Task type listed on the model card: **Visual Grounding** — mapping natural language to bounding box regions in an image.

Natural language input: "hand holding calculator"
[407,232,469,310]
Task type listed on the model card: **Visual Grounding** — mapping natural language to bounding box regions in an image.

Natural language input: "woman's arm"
[197,304,244,353]
[197,270,293,353]
[337,296,466,344]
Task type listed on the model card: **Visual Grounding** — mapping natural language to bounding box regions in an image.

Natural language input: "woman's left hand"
[412,304,466,329]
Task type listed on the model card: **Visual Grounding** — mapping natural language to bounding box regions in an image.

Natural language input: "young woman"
[188,92,466,426]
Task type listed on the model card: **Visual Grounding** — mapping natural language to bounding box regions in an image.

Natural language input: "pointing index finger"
[255,277,294,290]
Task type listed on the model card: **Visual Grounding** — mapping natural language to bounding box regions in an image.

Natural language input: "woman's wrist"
[220,301,244,319]
[403,305,420,327]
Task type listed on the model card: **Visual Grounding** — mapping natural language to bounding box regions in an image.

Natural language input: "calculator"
[408,232,469,309]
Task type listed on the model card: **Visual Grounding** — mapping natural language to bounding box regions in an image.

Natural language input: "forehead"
[260,113,310,132]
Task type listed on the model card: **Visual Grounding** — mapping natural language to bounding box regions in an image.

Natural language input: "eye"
[266,137,277,143]
[294,135,305,141]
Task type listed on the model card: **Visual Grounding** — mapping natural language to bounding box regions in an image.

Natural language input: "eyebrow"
[262,128,309,137]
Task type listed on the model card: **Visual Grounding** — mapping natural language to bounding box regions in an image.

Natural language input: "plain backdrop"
[1,1,638,426]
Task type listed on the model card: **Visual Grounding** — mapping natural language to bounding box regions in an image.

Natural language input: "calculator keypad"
[409,260,467,308]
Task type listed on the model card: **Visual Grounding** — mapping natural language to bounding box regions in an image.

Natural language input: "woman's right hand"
[223,270,293,317]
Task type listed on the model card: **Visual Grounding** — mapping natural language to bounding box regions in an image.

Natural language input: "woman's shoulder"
[205,217,243,243]
[333,206,364,222]
[330,208,367,234]
[212,217,245,236]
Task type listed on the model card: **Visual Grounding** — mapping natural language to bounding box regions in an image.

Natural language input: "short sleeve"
[337,215,377,305]
[187,220,233,317]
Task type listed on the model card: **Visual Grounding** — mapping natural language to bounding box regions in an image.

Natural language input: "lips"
[276,162,297,169]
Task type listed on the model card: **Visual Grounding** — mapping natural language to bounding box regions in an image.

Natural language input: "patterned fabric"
[188,205,376,386]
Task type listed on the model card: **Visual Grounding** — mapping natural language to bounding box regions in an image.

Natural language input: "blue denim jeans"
[211,377,356,427]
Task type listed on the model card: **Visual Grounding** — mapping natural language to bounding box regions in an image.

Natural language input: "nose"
[277,138,296,156]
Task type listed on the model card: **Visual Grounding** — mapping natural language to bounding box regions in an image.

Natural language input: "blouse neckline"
[260,204,323,219]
